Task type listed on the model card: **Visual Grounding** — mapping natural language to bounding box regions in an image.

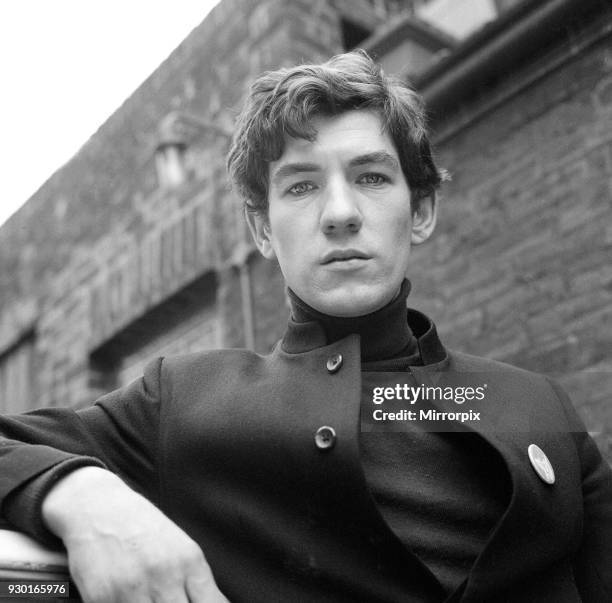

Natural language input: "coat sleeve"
[0,357,163,544]
[547,378,612,600]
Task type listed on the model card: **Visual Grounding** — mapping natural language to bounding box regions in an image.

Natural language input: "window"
[89,272,218,390]
[341,18,373,50]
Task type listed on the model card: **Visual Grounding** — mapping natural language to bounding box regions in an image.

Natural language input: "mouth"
[321,249,371,264]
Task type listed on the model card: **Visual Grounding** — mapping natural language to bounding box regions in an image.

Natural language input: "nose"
[320,177,363,235]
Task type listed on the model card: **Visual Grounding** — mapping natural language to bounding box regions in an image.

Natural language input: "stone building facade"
[0,0,610,459]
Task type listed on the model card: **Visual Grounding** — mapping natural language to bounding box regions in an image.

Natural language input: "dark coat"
[1,310,611,602]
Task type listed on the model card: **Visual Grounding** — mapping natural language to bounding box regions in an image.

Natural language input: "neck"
[288,279,418,361]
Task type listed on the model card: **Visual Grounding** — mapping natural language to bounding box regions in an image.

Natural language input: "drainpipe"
[415,0,610,117]
[230,240,256,351]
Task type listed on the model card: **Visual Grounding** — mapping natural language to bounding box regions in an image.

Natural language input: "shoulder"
[446,348,542,378]
[442,348,564,404]
[156,345,281,384]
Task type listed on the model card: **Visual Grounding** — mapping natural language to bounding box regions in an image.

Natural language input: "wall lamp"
[155,110,233,188]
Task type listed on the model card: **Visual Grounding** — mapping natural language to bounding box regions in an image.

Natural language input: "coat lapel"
[410,359,583,601]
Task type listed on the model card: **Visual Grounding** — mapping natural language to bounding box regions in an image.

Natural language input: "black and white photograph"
[0,0,611,601]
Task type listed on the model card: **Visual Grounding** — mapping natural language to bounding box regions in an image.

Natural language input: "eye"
[287,182,315,196]
[358,173,388,186]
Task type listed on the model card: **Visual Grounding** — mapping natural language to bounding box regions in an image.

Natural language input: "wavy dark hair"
[227,50,446,215]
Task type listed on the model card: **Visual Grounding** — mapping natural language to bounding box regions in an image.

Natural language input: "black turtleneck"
[288,279,422,368]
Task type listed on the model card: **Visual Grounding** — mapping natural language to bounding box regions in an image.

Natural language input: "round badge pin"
[528,443,555,485]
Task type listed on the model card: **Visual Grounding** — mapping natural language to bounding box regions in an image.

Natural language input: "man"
[1,51,611,602]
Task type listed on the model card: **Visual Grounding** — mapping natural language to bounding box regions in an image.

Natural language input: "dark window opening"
[89,271,218,392]
[341,18,373,50]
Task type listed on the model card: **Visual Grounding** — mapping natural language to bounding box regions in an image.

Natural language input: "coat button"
[326,353,343,373]
[315,426,336,450]
[528,443,555,485]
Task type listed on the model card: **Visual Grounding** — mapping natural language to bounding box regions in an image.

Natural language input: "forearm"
[41,466,126,541]
[2,458,105,546]
[40,467,228,603]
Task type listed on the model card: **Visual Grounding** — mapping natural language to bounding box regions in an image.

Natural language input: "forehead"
[272,110,398,168]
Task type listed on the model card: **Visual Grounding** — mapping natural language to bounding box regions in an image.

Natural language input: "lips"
[321,249,371,264]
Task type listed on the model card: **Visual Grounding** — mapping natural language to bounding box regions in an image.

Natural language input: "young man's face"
[248,110,436,317]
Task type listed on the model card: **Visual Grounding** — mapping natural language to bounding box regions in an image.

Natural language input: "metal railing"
[0,528,79,601]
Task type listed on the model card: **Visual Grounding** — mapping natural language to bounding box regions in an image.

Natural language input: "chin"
[311,287,394,318]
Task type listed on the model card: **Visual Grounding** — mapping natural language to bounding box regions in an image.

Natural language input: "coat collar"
[281,307,448,366]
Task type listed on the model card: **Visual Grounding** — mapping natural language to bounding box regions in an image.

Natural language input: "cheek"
[269,227,304,275]
[267,211,288,256]
[268,208,310,262]
[384,208,413,246]
[270,227,293,258]
[381,219,413,274]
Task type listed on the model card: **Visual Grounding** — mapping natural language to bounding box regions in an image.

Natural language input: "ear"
[410,193,437,245]
[245,209,276,260]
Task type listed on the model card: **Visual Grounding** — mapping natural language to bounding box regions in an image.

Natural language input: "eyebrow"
[348,151,400,171]
[271,162,321,186]
[271,151,400,186]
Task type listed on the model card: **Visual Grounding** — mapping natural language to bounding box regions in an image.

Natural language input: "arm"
[0,357,164,518]
[41,466,227,603]
[1,357,228,602]
[548,378,612,600]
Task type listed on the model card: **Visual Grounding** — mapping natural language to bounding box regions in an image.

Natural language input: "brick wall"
[0,0,352,409]
[408,30,612,459]
[0,0,609,464]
